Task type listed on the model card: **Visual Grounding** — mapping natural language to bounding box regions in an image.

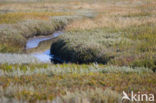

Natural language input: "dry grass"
[57,88,122,103]
[0,12,71,24]
[66,15,156,30]
[64,0,156,30]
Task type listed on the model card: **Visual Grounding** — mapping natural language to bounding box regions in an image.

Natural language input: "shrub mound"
[50,29,133,64]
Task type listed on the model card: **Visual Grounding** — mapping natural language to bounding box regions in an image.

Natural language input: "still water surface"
[26,31,63,63]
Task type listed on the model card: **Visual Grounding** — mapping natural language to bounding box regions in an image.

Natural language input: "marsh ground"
[0,0,156,103]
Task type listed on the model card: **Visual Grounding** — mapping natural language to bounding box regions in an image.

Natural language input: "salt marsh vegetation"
[0,64,152,77]
[0,0,156,103]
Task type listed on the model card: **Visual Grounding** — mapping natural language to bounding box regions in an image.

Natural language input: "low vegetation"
[0,15,80,53]
[0,63,155,103]
[0,0,156,103]
[51,0,156,70]
[54,88,122,103]
[51,24,156,70]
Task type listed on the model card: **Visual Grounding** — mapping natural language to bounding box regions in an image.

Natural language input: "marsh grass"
[56,88,122,103]
[51,15,156,69]
[52,24,156,69]
[0,68,155,103]
[0,0,156,102]
[110,24,156,70]
[0,63,152,76]
[0,63,155,103]
[50,28,134,64]
[0,15,79,53]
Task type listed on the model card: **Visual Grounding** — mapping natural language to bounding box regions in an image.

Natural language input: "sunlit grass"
[0,12,71,24]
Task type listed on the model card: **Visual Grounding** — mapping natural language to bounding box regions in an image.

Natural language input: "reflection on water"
[32,50,53,63]
[26,31,63,49]
[26,31,63,63]
[53,31,63,38]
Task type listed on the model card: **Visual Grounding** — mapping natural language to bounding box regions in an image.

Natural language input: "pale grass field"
[66,0,156,30]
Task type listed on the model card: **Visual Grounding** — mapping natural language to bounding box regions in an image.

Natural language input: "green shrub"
[50,28,132,64]
[131,58,156,71]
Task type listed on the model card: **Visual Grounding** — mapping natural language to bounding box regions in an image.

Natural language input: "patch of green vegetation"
[113,23,156,70]
[50,28,132,64]
[0,63,152,75]
[0,43,23,53]
[125,24,156,52]
[0,63,49,71]
[131,58,156,71]
[122,11,152,18]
